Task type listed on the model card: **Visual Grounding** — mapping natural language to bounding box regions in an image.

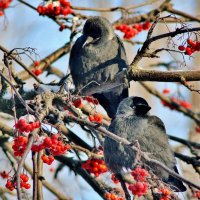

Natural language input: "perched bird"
[69,16,128,118]
[104,96,186,192]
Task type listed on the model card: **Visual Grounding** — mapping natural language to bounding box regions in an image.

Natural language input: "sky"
[0,0,199,199]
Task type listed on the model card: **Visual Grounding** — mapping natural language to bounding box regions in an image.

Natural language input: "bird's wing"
[116,35,126,57]
[147,115,166,132]
[144,115,176,167]
[115,35,128,70]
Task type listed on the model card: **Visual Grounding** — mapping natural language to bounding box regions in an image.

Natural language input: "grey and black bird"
[104,96,186,193]
[69,16,128,118]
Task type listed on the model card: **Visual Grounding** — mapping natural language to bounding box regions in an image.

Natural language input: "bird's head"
[83,16,114,40]
[116,96,151,116]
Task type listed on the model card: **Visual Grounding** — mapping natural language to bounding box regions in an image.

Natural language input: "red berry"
[187,38,196,47]
[180,100,192,109]
[88,115,95,122]
[43,137,52,148]
[0,11,4,16]
[185,47,193,55]
[178,45,185,51]
[195,126,200,133]
[142,21,151,30]
[34,61,40,67]
[24,183,31,189]
[73,98,83,108]
[162,88,170,94]
[32,69,42,76]
[94,113,103,123]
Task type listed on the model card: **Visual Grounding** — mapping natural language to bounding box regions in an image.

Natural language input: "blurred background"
[0,0,200,199]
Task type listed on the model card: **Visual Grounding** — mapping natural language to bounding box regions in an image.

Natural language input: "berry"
[131,167,149,182]
[37,0,72,17]
[187,38,196,47]
[5,180,14,191]
[116,22,151,40]
[128,182,148,197]
[34,61,40,67]
[159,187,171,200]
[73,98,83,108]
[178,45,185,51]
[83,96,99,105]
[0,171,9,179]
[81,158,108,176]
[23,183,31,189]
[93,113,103,123]
[111,174,119,184]
[180,100,192,109]
[105,192,123,200]
[0,0,12,16]
[15,118,40,133]
[20,174,29,182]
[195,126,200,133]
[88,115,95,122]
[194,191,200,198]
[43,137,52,148]
[162,88,170,94]
[32,68,42,76]
[41,154,55,165]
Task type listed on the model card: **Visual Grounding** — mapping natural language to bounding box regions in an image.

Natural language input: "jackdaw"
[69,16,128,118]
[104,96,186,192]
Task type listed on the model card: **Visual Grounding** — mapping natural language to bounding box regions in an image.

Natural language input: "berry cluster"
[83,96,99,105]
[12,133,71,160]
[81,158,108,177]
[88,113,103,123]
[159,188,172,200]
[0,0,12,16]
[116,22,151,40]
[178,39,200,56]
[128,182,148,197]
[194,190,200,199]
[73,96,99,109]
[37,0,72,17]
[5,174,30,191]
[12,136,28,157]
[41,154,55,165]
[73,98,84,109]
[128,167,149,197]
[15,118,40,133]
[0,171,9,179]
[161,97,192,110]
[32,134,71,164]
[32,60,42,76]
[105,193,124,200]
[111,174,119,184]
[131,167,149,182]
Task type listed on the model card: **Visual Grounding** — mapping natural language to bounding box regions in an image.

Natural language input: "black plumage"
[69,16,128,117]
[104,96,186,192]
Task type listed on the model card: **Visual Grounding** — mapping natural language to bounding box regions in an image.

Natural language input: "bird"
[69,16,128,118]
[103,96,186,192]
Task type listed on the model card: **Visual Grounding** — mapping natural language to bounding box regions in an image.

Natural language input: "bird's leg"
[116,173,131,200]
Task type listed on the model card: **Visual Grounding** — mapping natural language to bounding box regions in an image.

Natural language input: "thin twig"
[32,152,38,200]
[0,45,42,83]
[140,82,200,125]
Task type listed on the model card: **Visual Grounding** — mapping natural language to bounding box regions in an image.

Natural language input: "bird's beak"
[82,36,94,47]
[135,104,151,115]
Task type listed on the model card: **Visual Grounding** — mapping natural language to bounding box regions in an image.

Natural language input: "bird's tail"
[166,166,187,192]
[93,85,128,118]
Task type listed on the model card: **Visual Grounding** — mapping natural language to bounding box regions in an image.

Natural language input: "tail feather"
[166,166,187,192]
